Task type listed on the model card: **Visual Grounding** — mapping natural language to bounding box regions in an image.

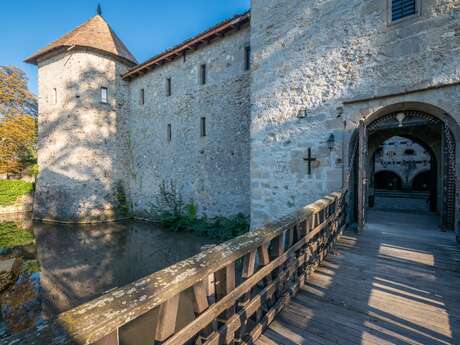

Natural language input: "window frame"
[200,117,207,137]
[199,64,207,85]
[52,88,58,105]
[387,0,421,25]
[244,46,251,71]
[167,123,172,142]
[140,88,145,105]
[166,78,172,97]
[100,87,108,104]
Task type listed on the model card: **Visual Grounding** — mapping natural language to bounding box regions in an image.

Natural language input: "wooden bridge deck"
[257,210,460,345]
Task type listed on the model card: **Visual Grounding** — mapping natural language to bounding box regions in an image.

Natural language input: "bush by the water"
[150,181,249,241]
[0,222,34,248]
[0,180,33,206]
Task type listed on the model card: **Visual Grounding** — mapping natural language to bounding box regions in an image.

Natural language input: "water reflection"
[1,215,215,317]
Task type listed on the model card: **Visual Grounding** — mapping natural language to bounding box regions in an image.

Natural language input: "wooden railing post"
[154,295,180,344]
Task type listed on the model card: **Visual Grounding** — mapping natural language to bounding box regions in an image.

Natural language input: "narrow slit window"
[167,124,172,142]
[244,46,251,71]
[199,64,207,85]
[391,0,417,21]
[140,88,145,105]
[200,117,207,137]
[166,78,172,96]
[53,88,57,104]
[101,87,108,103]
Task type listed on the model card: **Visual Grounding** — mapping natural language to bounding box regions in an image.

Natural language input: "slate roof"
[25,15,137,65]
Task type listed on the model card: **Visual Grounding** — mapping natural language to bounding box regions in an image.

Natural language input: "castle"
[26,0,460,236]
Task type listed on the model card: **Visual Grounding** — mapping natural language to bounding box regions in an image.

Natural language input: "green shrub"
[150,180,249,241]
[0,180,33,206]
[0,222,35,248]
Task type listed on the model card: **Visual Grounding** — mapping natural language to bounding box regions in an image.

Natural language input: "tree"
[0,114,37,173]
[0,66,37,118]
[0,66,38,174]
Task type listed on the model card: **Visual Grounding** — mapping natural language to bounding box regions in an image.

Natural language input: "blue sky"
[2,0,251,94]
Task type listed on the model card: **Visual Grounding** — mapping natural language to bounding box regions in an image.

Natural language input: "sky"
[1,0,251,95]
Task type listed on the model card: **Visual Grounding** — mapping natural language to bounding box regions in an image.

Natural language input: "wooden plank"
[93,330,118,345]
[242,250,257,279]
[193,281,209,314]
[154,294,180,342]
[257,210,460,345]
[258,243,271,266]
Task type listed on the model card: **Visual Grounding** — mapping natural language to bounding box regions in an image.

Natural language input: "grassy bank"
[0,222,34,248]
[0,180,33,206]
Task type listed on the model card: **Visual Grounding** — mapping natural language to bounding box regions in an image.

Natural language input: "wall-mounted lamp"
[396,112,405,127]
[327,133,335,151]
[297,109,308,119]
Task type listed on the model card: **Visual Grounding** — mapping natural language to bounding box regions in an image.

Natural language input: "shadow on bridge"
[257,210,460,345]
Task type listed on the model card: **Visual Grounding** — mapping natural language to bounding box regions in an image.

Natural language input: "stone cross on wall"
[303,148,317,175]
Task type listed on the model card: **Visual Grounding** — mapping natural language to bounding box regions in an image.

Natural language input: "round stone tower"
[25,12,137,222]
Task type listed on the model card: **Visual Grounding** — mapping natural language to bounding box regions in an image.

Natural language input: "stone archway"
[348,102,459,233]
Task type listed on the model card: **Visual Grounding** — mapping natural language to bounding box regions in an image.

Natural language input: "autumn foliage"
[0,66,37,174]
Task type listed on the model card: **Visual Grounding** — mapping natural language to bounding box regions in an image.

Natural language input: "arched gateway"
[349,103,459,237]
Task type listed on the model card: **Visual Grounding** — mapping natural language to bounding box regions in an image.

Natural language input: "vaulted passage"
[370,135,437,213]
[350,108,458,232]
[257,210,460,345]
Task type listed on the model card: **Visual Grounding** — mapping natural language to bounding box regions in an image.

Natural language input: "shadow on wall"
[33,60,130,222]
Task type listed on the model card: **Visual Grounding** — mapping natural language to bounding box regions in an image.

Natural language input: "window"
[167,124,172,142]
[200,117,207,137]
[244,46,251,71]
[140,89,145,105]
[101,87,108,103]
[166,78,172,96]
[404,149,415,155]
[390,0,417,22]
[199,64,207,85]
[52,88,57,104]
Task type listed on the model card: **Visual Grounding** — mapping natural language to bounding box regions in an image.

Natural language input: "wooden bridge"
[1,191,459,345]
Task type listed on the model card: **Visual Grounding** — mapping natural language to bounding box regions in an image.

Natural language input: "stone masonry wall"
[128,27,251,218]
[249,0,460,228]
[34,50,132,222]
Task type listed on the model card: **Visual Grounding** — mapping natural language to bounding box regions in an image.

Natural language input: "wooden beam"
[154,294,180,342]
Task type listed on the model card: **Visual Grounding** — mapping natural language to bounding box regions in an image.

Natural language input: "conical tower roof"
[25,15,137,65]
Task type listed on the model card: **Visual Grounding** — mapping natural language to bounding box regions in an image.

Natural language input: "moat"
[0,213,215,337]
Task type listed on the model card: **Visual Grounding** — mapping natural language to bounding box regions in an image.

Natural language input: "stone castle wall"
[34,50,132,222]
[127,27,251,218]
[249,0,460,228]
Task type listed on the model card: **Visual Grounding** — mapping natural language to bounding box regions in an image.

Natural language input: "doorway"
[350,108,456,232]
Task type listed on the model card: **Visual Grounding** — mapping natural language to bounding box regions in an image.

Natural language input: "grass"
[22,259,40,273]
[0,222,35,248]
[0,180,33,207]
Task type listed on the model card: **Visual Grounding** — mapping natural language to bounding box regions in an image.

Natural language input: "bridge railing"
[1,191,347,345]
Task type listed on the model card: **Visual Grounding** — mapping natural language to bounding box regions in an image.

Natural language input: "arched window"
[412,171,432,191]
[375,171,402,190]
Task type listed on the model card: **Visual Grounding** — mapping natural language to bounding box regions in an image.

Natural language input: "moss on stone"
[115,183,130,217]
[0,223,35,248]
[0,180,33,207]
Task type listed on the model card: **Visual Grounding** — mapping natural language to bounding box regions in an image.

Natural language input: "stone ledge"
[0,193,34,215]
